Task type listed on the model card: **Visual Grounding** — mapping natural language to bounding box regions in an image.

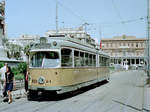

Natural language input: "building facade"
[8,34,40,47]
[101,35,146,66]
[45,27,99,48]
[0,1,8,61]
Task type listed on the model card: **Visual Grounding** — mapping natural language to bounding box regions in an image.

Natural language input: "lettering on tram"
[27,36,110,100]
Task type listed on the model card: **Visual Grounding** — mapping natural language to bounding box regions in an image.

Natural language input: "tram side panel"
[60,68,97,86]
[97,67,110,81]
[72,67,97,85]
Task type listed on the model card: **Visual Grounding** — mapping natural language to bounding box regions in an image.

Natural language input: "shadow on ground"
[29,80,108,102]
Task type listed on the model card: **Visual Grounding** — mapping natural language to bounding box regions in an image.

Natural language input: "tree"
[24,45,30,56]
[6,43,23,60]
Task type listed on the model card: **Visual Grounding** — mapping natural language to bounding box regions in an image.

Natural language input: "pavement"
[109,70,150,112]
[143,76,150,112]
[0,88,26,102]
[0,80,26,103]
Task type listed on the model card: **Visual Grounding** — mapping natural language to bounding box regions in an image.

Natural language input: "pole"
[56,0,58,34]
[147,0,150,76]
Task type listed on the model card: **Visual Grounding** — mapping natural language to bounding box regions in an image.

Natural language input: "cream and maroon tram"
[27,36,110,99]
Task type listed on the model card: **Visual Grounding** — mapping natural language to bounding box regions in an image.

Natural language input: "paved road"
[0,70,146,112]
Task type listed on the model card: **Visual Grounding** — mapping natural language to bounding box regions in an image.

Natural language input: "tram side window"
[100,56,106,66]
[74,50,80,67]
[61,48,72,67]
[93,55,96,66]
[106,58,110,66]
[99,56,102,66]
[85,53,89,66]
[103,57,107,66]
[80,52,84,66]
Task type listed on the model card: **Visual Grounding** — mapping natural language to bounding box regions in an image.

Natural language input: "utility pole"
[56,0,58,34]
[147,0,150,76]
[82,22,89,33]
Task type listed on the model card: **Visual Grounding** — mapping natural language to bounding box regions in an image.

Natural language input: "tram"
[27,35,110,99]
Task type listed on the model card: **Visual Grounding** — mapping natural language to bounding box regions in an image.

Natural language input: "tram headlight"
[38,76,45,84]
[53,41,57,46]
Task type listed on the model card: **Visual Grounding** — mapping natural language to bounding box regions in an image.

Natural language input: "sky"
[5,0,147,42]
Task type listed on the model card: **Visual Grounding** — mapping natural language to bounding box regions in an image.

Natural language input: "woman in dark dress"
[4,66,15,104]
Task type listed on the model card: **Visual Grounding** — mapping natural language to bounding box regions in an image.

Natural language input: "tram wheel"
[27,90,38,101]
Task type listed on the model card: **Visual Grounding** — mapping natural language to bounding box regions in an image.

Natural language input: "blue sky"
[5,0,147,42]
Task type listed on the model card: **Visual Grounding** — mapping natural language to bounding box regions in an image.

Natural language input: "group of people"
[0,63,16,104]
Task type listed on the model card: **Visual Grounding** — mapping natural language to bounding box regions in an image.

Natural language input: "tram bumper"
[28,85,62,91]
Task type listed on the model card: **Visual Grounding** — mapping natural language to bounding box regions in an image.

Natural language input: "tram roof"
[30,36,110,57]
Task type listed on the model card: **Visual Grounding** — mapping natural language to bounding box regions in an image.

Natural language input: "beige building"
[101,35,146,66]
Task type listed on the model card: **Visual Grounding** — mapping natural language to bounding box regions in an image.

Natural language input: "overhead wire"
[111,0,128,33]
[53,0,87,24]
[50,0,146,38]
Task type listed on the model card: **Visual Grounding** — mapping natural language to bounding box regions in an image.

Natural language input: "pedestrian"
[0,63,8,97]
[23,68,28,93]
[4,66,16,104]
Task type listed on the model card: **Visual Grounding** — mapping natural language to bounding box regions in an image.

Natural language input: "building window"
[110,43,112,47]
[123,42,125,46]
[106,43,109,48]
[119,42,121,46]
[136,43,138,48]
[131,43,134,47]
[141,42,143,47]
[128,43,130,47]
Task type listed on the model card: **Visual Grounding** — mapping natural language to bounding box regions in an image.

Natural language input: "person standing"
[0,63,8,96]
[23,68,28,93]
[4,66,15,104]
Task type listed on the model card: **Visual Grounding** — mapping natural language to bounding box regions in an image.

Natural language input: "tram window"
[30,51,59,68]
[106,58,110,66]
[93,55,96,66]
[89,54,92,66]
[103,57,106,66]
[80,52,84,66]
[61,48,72,67]
[85,53,89,66]
[74,50,80,67]
[99,56,102,66]
[102,57,108,66]
[101,57,106,66]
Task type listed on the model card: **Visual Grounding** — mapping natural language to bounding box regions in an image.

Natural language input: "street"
[0,70,147,112]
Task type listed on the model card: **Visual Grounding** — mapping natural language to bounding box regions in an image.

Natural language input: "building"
[45,27,98,48]
[101,35,146,66]
[0,1,8,61]
[8,34,40,62]
[8,34,40,47]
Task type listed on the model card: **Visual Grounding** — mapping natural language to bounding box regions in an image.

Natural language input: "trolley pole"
[56,0,58,34]
[147,0,150,77]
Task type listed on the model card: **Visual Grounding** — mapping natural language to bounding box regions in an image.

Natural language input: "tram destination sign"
[33,43,52,49]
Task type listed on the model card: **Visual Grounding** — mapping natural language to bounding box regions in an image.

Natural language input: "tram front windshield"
[30,51,60,68]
